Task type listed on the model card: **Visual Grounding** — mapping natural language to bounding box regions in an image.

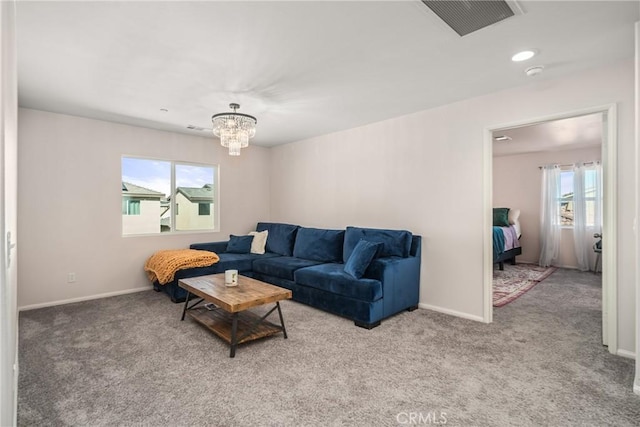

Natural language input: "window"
[559,171,574,226]
[198,203,211,216]
[121,157,218,235]
[558,169,599,227]
[175,165,215,231]
[582,169,599,227]
[122,199,140,215]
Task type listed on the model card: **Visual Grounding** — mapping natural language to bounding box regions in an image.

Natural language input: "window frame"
[121,155,220,236]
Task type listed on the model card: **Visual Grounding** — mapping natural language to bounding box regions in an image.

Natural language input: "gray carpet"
[18,268,639,426]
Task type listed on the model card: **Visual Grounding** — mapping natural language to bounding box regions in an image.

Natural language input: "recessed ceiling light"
[511,50,536,62]
[494,135,512,142]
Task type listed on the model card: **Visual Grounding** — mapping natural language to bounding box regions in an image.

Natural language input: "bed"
[493,208,522,270]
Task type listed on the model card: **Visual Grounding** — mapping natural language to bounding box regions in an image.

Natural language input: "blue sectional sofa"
[153,222,421,328]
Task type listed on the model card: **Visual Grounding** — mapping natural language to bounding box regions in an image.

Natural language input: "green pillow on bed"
[493,208,510,227]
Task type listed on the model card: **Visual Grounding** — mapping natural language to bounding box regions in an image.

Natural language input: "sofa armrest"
[366,255,420,317]
[190,241,228,253]
[410,235,422,257]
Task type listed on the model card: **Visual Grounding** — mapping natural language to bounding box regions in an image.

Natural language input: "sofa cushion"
[344,240,382,279]
[294,263,383,302]
[252,256,324,281]
[215,252,281,272]
[343,226,412,263]
[257,222,299,256]
[226,235,253,254]
[293,227,345,263]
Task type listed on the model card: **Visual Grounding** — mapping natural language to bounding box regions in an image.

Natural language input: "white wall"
[269,60,636,354]
[17,109,271,308]
[0,1,18,425]
[493,146,602,269]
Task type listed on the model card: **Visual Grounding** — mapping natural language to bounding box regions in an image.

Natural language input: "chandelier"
[211,103,257,156]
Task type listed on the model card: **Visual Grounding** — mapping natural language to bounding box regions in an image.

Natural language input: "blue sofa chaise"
[153,222,421,329]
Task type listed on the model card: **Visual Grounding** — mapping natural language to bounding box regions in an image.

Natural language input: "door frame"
[0,1,18,424]
[482,103,618,353]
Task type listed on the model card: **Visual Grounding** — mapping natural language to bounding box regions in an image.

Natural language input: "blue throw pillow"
[344,240,382,279]
[226,235,254,254]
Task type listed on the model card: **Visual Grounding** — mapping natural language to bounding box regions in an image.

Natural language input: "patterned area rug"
[493,263,557,307]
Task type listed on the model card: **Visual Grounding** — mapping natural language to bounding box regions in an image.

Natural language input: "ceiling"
[16,1,639,147]
[492,113,603,157]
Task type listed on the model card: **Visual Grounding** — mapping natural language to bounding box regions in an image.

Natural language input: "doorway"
[482,104,617,352]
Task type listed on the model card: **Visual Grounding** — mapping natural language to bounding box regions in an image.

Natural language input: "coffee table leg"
[180,291,190,321]
[230,313,239,358]
[276,302,288,339]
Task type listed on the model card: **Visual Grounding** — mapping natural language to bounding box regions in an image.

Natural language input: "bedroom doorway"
[482,104,617,352]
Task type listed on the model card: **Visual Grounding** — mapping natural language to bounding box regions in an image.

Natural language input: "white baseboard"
[419,303,485,323]
[634,380,640,395]
[18,286,153,311]
[616,349,636,359]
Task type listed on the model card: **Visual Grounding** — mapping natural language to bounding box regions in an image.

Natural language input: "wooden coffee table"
[178,274,292,357]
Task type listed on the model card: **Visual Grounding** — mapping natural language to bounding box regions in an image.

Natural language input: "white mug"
[225,269,238,286]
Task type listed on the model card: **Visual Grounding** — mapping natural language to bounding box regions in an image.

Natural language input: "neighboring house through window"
[121,182,165,235]
[175,183,215,230]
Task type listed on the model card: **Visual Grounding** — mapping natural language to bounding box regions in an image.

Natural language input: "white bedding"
[513,219,521,239]
[508,208,521,239]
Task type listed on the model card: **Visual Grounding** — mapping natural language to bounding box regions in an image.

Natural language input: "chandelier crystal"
[211,103,257,156]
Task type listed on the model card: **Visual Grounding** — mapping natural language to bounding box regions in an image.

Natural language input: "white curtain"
[573,163,602,271]
[539,165,562,267]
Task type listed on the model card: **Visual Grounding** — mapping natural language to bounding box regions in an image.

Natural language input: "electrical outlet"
[67,273,76,283]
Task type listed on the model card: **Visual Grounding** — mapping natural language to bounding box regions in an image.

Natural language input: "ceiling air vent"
[494,135,512,142]
[421,0,521,36]
[187,125,206,131]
